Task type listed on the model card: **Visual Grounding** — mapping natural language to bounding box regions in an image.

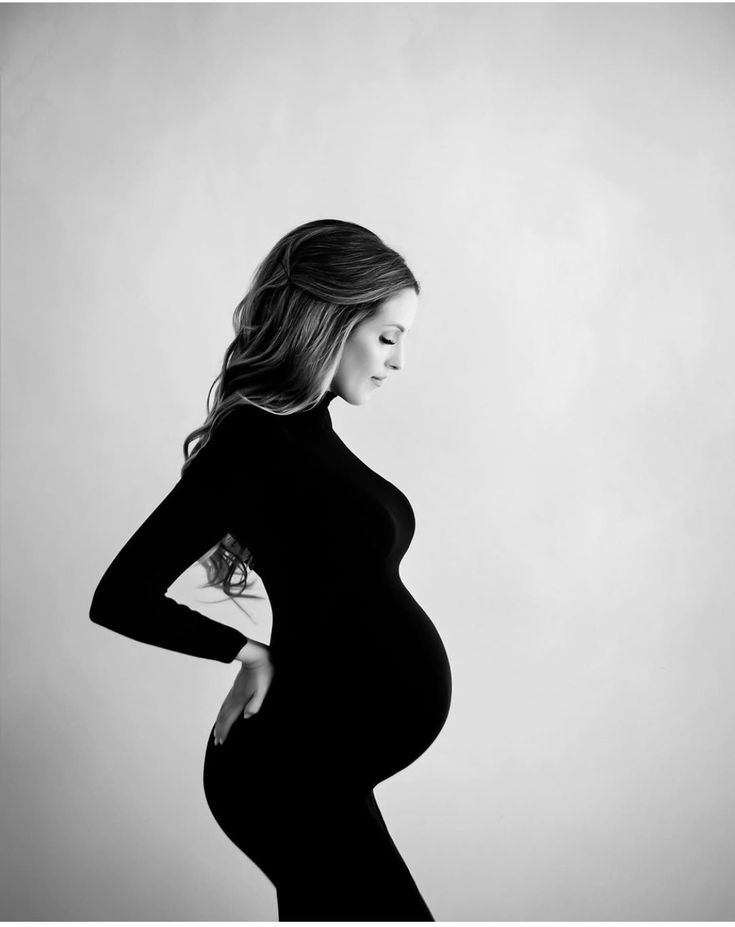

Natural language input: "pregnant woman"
[89,218,452,921]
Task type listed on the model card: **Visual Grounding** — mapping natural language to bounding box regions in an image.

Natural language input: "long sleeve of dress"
[89,422,250,663]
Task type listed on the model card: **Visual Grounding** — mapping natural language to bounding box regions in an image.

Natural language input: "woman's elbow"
[89,578,117,627]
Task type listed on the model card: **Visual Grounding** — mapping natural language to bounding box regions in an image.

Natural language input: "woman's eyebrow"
[383,323,406,332]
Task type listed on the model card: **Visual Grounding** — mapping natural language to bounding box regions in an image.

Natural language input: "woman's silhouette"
[89,219,452,921]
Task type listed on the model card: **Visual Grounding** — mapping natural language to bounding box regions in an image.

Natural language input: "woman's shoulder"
[214,401,282,439]
[185,402,281,479]
[205,401,283,453]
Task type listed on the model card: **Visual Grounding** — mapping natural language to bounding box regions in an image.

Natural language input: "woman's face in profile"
[330,287,418,405]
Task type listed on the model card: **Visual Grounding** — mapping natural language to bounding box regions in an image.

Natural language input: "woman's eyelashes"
[380,337,397,346]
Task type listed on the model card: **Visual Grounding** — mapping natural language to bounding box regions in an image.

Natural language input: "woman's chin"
[343,386,375,406]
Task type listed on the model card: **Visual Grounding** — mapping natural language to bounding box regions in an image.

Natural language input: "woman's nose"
[388,341,404,371]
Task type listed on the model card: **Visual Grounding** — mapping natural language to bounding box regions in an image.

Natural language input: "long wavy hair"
[182,218,420,605]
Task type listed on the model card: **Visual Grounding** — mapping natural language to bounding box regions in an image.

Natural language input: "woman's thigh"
[272,787,434,922]
[203,722,432,920]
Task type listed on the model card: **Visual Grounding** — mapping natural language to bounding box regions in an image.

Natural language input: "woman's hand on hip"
[213,640,274,745]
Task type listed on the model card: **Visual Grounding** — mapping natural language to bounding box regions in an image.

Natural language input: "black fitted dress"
[89,390,452,921]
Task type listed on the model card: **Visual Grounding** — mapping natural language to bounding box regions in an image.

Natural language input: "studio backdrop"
[2,2,735,920]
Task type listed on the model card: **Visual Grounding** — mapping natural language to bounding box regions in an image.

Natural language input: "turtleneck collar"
[286,390,337,429]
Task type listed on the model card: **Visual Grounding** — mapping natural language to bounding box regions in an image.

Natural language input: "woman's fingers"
[246,672,275,713]
[214,673,274,744]
[214,695,260,743]
[243,677,274,717]
[214,703,244,744]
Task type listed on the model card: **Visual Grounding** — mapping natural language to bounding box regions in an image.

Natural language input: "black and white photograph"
[1,1,734,922]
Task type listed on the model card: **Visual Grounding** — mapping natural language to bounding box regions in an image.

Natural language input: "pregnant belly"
[268,587,452,785]
[362,598,452,780]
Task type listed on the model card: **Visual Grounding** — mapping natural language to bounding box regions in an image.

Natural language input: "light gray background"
[2,2,735,921]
